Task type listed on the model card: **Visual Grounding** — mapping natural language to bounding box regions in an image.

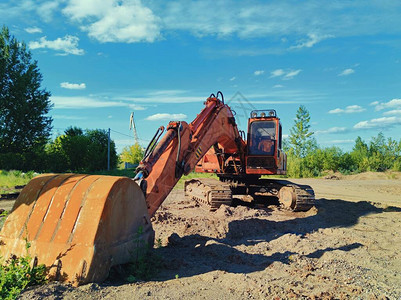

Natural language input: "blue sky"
[2,0,401,153]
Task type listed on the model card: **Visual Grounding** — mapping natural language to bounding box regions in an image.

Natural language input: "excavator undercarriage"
[185,177,315,212]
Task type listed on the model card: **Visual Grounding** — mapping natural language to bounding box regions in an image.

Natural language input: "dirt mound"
[345,171,401,180]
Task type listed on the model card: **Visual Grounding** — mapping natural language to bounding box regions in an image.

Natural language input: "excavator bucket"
[0,174,154,286]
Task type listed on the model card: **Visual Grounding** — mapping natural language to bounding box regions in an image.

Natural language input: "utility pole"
[129,112,139,145]
[107,128,110,171]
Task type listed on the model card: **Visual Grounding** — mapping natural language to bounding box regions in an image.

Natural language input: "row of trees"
[285,106,401,177]
[46,127,118,172]
[0,126,118,172]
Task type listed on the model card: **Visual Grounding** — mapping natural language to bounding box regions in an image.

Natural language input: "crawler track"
[184,178,232,210]
[185,178,315,212]
[277,182,315,211]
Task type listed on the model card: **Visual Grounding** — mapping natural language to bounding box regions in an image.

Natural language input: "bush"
[0,242,47,299]
[286,155,302,178]
[392,158,401,172]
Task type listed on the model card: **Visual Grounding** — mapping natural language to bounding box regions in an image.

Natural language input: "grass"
[0,170,36,194]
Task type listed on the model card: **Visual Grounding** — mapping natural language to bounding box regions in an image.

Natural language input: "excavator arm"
[135,92,245,216]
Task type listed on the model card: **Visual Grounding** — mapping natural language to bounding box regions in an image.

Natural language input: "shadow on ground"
[148,198,401,280]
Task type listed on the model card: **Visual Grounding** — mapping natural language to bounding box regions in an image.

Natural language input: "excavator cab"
[246,110,286,175]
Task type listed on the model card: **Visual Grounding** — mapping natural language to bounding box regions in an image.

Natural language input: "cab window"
[249,121,276,155]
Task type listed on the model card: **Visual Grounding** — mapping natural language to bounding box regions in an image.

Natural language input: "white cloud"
[0,1,62,22]
[354,116,401,130]
[229,77,236,81]
[273,84,284,88]
[63,0,161,43]
[338,68,355,76]
[328,108,342,114]
[147,89,186,96]
[145,113,187,121]
[227,89,325,104]
[373,98,401,111]
[51,96,127,109]
[159,1,401,40]
[25,27,42,34]
[315,127,348,134]
[60,82,86,90]
[51,90,204,110]
[270,69,302,80]
[383,109,401,116]
[5,1,401,45]
[270,69,301,80]
[270,69,285,78]
[321,139,354,144]
[129,104,147,110]
[37,1,60,22]
[284,69,302,80]
[290,33,333,49]
[52,115,86,120]
[118,91,202,103]
[325,127,348,133]
[254,70,265,76]
[328,105,365,114]
[29,35,85,55]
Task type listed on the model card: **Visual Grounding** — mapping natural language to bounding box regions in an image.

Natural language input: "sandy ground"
[8,174,401,299]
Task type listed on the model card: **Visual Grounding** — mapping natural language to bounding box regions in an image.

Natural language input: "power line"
[110,129,132,138]
[110,129,150,143]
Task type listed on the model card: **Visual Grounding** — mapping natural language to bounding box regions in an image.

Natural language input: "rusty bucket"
[0,174,154,286]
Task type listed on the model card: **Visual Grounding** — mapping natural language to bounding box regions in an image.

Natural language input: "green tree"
[288,105,316,158]
[86,129,117,171]
[61,127,89,171]
[45,127,118,172]
[0,26,52,154]
[350,136,369,172]
[45,127,89,172]
[120,143,144,166]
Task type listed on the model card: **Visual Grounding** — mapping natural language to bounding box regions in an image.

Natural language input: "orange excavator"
[0,92,314,286]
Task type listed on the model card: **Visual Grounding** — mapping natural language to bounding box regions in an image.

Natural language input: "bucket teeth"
[0,174,154,286]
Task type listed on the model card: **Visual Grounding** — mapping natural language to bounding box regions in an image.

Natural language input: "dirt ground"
[11,173,401,299]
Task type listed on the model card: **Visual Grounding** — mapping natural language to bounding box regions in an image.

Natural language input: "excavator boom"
[135,92,245,216]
